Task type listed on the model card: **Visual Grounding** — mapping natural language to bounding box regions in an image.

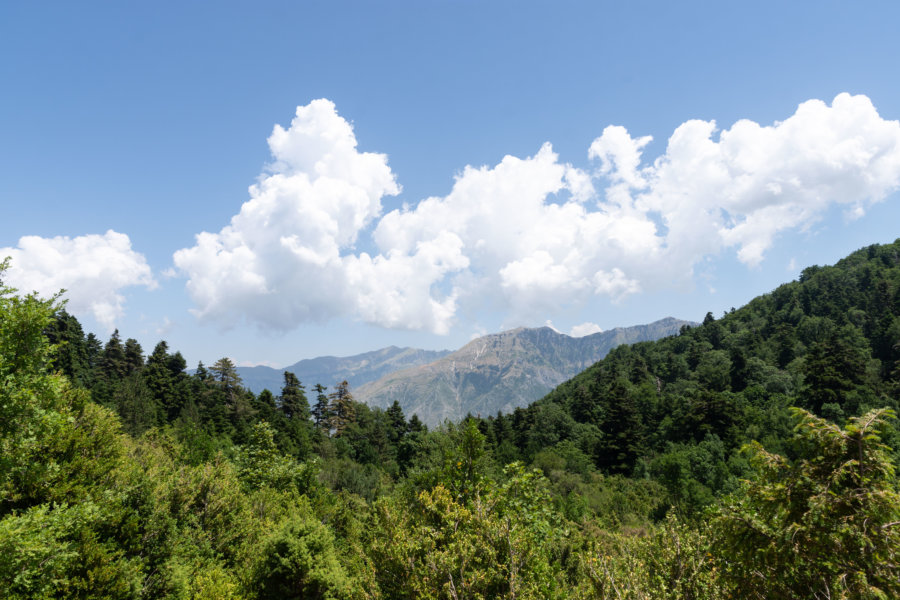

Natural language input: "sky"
[2,1,900,368]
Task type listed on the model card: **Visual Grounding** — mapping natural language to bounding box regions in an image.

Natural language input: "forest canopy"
[1,240,900,598]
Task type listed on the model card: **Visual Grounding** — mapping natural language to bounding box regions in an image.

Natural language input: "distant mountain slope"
[236,346,451,394]
[355,317,693,425]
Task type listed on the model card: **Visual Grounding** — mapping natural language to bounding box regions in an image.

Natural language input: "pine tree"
[407,413,426,433]
[92,330,127,406]
[45,310,89,386]
[279,371,310,421]
[116,371,157,435]
[328,380,356,437]
[386,400,406,443]
[123,338,144,375]
[598,378,645,474]
[202,357,248,436]
[143,341,189,423]
[84,333,102,373]
[209,357,242,404]
[311,383,331,432]
[101,329,127,379]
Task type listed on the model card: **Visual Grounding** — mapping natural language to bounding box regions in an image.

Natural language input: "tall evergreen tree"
[92,329,127,406]
[209,357,242,405]
[123,338,144,375]
[386,400,406,444]
[279,371,310,421]
[311,383,331,432]
[143,341,189,422]
[45,310,89,386]
[328,380,356,437]
[101,330,127,379]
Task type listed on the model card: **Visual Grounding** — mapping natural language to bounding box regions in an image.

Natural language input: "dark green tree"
[252,513,352,600]
[143,340,189,422]
[280,371,310,422]
[123,337,144,374]
[328,381,356,437]
[44,310,89,386]
[597,379,645,474]
[386,400,406,443]
[311,383,331,433]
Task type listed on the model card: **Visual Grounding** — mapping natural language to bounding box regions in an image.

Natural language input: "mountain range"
[354,317,692,425]
[235,346,451,395]
[237,318,691,426]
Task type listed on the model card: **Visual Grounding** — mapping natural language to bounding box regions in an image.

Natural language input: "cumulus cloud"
[175,93,900,334]
[570,322,604,337]
[1,230,156,330]
[612,93,900,268]
[174,99,406,329]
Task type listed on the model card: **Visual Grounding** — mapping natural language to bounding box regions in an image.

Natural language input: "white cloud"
[174,99,408,330]
[622,93,900,268]
[0,230,155,330]
[155,317,175,336]
[570,322,604,337]
[175,94,900,334]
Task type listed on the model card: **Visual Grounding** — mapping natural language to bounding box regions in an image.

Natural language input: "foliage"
[252,511,353,600]
[369,464,568,600]
[3,241,900,598]
[714,407,900,599]
[576,513,725,599]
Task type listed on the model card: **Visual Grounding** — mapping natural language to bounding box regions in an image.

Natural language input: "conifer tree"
[407,413,426,433]
[311,383,331,432]
[45,310,89,386]
[144,341,189,422]
[328,380,356,437]
[84,332,102,374]
[92,330,127,406]
[101,330,127,378]
[209,357,242,405]
[386,400,406,443]
[279,371,310,421]
[123,338,144,374]
[194,360,209,381]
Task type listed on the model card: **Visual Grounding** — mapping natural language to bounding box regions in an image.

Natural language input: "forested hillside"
[1,241,899,599]
[484,240,900,490]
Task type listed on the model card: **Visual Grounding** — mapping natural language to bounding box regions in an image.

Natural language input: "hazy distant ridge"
[355,317,693,426]
[236,346,452,394]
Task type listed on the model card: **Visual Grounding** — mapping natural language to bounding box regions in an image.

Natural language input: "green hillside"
[479,240,900,511]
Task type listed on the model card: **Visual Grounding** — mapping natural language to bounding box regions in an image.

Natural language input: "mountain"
[236,346,452,394]
[355,317,693,425]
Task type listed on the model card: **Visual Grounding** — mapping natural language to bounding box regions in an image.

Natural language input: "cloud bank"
[1,230,156,330]
[175,93,900,334]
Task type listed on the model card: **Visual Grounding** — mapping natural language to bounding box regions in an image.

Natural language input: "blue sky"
[3,1,900,368]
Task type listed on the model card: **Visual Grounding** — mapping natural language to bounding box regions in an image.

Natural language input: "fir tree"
[311,383,331,432]
[280,371,310,421]
[328,380,356,437]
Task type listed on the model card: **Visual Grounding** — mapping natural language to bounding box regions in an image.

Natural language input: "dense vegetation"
[2,240,899,598]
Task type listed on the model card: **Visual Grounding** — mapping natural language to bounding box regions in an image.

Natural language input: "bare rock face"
[355,317,693,426]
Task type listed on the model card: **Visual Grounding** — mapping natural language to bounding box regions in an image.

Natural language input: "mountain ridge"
[235,345,452,394]
[356,317,693,425]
